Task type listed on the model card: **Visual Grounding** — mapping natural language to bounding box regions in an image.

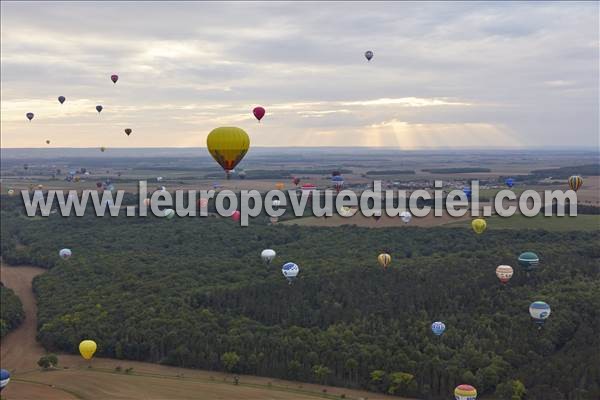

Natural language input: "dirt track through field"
[1,263,409,400]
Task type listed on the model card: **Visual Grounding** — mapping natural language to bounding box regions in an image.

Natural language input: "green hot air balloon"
[518,252,539,272]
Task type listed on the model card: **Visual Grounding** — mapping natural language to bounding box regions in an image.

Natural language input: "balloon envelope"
[0,369,10,392]
[529,301,551,324]
[261,249,276,265]
[471,218,487,234]
[282,262,299,281]
[58,96,66,104]
[505,178,514,188]
[400,211,412,224]
[454,384,477,400]
[96,105,103,113]
[124,128,132,136]
[164,209,175,219]
[59,248,72,259]
[111,74,119,83]
[365,50,373,61]
[79,340,97,360]
[206,127,250,176]
[431,321,446,336]
[518,252,539,271]
[568,175,583,191]
[378,253,391,269]
[231,210,241,222]
[26,112,34,121]
[496,265,513,284]
[253,106,265,121]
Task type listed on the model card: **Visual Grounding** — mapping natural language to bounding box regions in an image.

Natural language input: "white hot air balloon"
[59,248,72,259]
[261,249,276,265]
[400,211,412,224]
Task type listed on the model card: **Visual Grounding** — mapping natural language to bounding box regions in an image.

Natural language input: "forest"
[1,193,599,399]
[0,283,24,337]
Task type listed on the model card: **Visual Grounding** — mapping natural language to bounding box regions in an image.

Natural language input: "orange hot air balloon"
[206,127,250,179]
[275,182,285,190]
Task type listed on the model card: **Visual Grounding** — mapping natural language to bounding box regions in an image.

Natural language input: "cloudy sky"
[1,1,598,149]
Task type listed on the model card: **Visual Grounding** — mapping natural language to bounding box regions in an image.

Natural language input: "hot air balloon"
[7,189,15,196]
[79,340,97,360]
[261,249,276,265]
[471,218,487,234]
[23,163,28,170]
[292,177,300,186]
[529,301,551,327]
[463,187,472,201]
[143,198,151,207]
[339,206,354,217]
[275,182,285,190]
[26,112,34,121]
[568,175,583,191]
[282,262,299,284]
[100,146,106,152]
[454,384,477,400]
[231,210,241,222]
[58,96,66,104]
[59,248,72,259]
[197,198,208,209]
[253,106,265,122]
[212,182,221,190]
[156,176,163,182]
[206,127,250,179]
[164,209,175,219]
[496,265,513,284]
[96,182,103,188]
[332,175,344,192]
[46,140,50,144]
[0,369,10,392]
[505,178,514,188]
[238,170,246,179]
[96,105,103,113]
[111,74,119,84]
[400,211,412,224]
[301,183,317,196]
[518,252,539,272]
[124,128,132,136]
[378,253,391,270]
[431,321,446,336]
[270,216,279,224]
[365,50,373,61]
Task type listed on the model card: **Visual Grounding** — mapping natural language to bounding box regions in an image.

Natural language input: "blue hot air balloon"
[529,301,551,327]
[0,369,10,392]
[431,321,446,336]
[282,262,299,285]
[463,187,472,201]
[505,178,514,188]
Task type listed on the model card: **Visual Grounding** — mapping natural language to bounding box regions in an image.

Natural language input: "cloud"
[0,2,597,148]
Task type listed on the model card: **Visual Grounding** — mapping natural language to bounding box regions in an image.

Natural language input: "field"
[0,263,408,400]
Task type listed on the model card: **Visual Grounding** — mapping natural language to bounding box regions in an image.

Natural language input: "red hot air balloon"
[232,210,241,222]
[253,106,266,122]
[111,74,119,84]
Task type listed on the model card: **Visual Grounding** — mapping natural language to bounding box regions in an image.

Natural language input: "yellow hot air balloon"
[206,127,250,179]
[79,340,97,360]
[377,253,391,270]
[471,218,487,234]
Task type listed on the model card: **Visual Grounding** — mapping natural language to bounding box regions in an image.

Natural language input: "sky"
[1,1,598,149]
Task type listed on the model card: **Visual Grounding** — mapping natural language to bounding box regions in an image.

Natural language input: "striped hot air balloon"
[568,175,583,191]
[496,265,514,284]
[455,384,477,400]
[518,252,539,272]
[377,253,391,270]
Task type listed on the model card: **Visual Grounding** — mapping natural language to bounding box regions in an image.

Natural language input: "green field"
[446,214,600,231]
